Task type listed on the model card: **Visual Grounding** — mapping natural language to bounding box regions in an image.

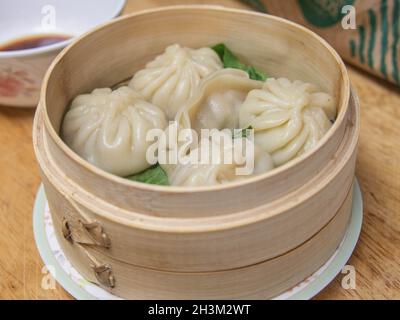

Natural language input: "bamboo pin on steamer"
[33,6,360,299]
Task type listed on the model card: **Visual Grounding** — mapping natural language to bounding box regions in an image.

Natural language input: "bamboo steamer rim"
[40,5,351,194]
[34,92,359,233]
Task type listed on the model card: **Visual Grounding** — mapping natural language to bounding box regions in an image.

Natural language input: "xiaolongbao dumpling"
[62,86,168,176]
[129,44,223,119]
[161,131,274,187]
[175,69,263,133]
[239,78,335,166]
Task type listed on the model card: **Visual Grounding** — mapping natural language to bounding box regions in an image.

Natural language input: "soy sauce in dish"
[0,34,71,52]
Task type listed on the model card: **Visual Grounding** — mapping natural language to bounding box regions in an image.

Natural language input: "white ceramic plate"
[33,180,363,300]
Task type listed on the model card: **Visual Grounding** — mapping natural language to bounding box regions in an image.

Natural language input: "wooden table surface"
[0,0,399,300]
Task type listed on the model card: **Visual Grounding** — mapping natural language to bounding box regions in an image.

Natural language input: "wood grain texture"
[0,0,399,300]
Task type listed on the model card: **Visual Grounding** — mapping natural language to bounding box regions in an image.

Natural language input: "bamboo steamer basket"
[33,6,360,299]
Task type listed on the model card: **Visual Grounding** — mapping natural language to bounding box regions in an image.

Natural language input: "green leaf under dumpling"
[126,164,169,186]
[233,126,254,139]
[212,44,267,81]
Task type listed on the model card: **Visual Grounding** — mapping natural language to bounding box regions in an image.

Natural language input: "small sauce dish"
[0,0,126,107]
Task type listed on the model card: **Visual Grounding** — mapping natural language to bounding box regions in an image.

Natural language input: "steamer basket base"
[33,180,363,300]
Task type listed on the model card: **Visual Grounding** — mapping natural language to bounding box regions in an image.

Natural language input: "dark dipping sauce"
[0,34,70,52]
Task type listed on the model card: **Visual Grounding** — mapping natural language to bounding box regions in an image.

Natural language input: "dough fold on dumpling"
[175,68,263,133]
[129,44,223,120]
[239,78,335,166]
[62,86,168,177]
[161,131,274,187]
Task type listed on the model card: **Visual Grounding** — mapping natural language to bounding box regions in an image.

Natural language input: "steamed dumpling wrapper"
[161,136,274,187]
[129,44,223,120]
[62,86,168,177]
[175,68,263,134]
[162,69,264,175]
[161,131,274,187]
[239,78,336,166]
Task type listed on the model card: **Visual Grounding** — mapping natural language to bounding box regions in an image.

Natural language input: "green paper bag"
[242,0,400,86]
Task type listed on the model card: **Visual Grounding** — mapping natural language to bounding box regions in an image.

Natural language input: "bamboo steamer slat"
[44,174,354,300]
[34,92,358,272]
[32,6,360,299]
